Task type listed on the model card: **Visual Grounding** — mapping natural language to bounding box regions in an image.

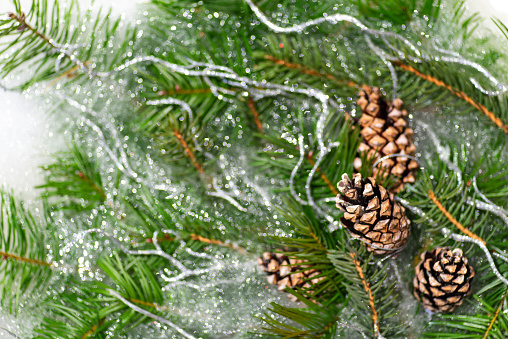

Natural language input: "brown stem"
[81,325,97,339]
[173,129,204,174]
[395,61,508,134]
[45,60,92,90]
[264,55,358,88]
[350,252,381,338]
[77,171,106,199]
[483,289,508,339]
[247,97,263,132]
[146,233,247,254]
[8,12,56,48]
[0,250,51,267]
[158,88,212,96]
[189,233,246,254]
[428,190,486,245]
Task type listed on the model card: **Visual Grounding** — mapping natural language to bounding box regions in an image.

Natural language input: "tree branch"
[173,129,204,174]
[395,61,508,134]
[77,171,106,199]
[247,97,263,132]
[0,250,51,267]
[8,12,57,48]
[482,289,508,339]
[350,252,381,338]
[263,55,358,88]
[428,190,486,245]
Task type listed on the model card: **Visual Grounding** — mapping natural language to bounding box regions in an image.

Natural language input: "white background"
[0,0,507,337]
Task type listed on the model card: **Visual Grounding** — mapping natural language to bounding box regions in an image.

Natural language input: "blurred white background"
[0,0,507,337]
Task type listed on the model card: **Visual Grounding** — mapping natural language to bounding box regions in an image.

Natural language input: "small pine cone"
[257,252,324,302]
[354,86,418,193]
[336,173,410,255]
[413,247,475,313]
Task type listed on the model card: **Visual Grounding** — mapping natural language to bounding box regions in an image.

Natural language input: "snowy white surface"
[0,0,507,338]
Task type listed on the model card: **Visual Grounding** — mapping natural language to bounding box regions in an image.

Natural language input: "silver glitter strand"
[305,143,341,229]
[0,328,21,339]
[467,198,508,228]
[290,134,309,206]
[419,121,462,187]
[364,35,399,99]
[207,177,248,212]
[108,289,197,339]
[146,97,194,120]
[441,228,508,286]
[243,0,420,57]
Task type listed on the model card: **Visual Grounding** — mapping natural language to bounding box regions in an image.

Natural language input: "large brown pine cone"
[354,86,418,193]
[257,252,324,302]
[336,173,410,255]
[413,247,475,313]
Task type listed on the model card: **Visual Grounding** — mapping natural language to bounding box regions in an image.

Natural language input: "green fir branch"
[0,190,54,315]
[37,142,106,211]
[0,0,136,90]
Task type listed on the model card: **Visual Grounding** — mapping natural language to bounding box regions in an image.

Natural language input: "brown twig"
[428,190,486,245]
[189,234,246,254]
[8,12,57,48]
[482,289,508,339]
[395,62,508,134]
[81,325,98,339]
[173,129,204,174]
[247,97,263,132]
[0,250,51,267]
[146,233,246,254]
[77,171,106,199]
[157,88,212,96]
[350,252,381,338]
[264,55,358,88]
[45,60,92,91]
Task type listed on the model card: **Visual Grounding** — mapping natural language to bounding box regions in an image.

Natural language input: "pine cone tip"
[414,247,475,313]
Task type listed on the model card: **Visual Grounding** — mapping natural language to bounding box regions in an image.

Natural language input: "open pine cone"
[336,173,410,255]
[257,252,324,302]
[353,86,418,193]
[413,247,475,313]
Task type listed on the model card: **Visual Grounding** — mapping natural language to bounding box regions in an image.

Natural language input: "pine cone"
[336,173,410,255]
[413,247,475,313]
[257,252,324,302]
[353,86,418,193]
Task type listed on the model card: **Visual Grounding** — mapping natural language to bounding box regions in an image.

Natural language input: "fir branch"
[145,233,248,254]
[247,96,263,132]
[0,250,51,267]
[157,88,212,96]
[395,61,508,134]
[428,190,486,245]
[483,289,508,339]
[173,129,205,174]
[37,142,106,211]
[0,190,54,314]
[349,252,381,338]
[7,11,58,49]
[263,54,358,88]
